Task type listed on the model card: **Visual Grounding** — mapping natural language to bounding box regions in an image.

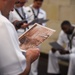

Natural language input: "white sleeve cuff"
[69,50,72,53]
[70,48,75,53]
[21,50,26,56]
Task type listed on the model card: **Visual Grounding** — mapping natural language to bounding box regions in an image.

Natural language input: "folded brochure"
[19,23,55,49]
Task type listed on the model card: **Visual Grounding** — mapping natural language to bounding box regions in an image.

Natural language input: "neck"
[1,8,10,18]
[15,5,21,8]
[32,5,38,9]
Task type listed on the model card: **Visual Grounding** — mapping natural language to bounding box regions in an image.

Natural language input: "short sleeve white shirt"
[0,13,26,75]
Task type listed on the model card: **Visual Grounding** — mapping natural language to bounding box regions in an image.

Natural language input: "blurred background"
[25,0,75,54]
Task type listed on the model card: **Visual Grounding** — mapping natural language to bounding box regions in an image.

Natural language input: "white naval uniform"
[9,6,28,37]
[25,5,46,75]
[0,13,26,75]
[25,5,46,27]
[47,30,75,75]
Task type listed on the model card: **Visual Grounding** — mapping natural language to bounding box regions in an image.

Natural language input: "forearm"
[20,45,32,75]
[19,47,40,75]
[59,50,70,54]
[20,57,31,75]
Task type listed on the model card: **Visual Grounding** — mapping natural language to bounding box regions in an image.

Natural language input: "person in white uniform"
[9,0,29,36]
[25,0,46,75]
[1,0,28,31]
[0,0,40,75]
[25,0,46,27]
[47,20,75,75]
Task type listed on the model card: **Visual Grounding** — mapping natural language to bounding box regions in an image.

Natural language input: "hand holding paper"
[14,18,49,29]
[50,42,70,54]
[19,23,55,50]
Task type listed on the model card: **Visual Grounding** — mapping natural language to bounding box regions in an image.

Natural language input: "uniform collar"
[30,4,40,10]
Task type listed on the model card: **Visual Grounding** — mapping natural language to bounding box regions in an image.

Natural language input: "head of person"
[15,0,21,8]
[1,0,18,18]
[61,20,73,35]
[19,0,28,7]
[0,0,7,10]
[33,0,44,9]
[15,0,28,7]
[8,0,18,10]
[1,0,18,11]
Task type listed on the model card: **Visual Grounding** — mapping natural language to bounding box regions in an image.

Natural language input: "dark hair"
[34,0,44,2]
[15,1,20,4]
[61,20,71,28]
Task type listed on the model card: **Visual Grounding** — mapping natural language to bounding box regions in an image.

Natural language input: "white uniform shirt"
[0,13,26,75]
[57,30,75,53]
[9,6,28,22]
[9,6,28,36]
[25,5,46,27]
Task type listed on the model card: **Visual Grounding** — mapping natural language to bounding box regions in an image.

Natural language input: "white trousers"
[68,53,75,75]
[47,50,75,75]
[29,58,39,75]
[29,45,40,75]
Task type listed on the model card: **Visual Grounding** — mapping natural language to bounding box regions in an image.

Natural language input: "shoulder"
[23,6,27,10]
[25,6,32,12]
[59,30,66,37]
[0,15,7,25]
[0,14,14,27]
[0,15,10,29]
[22,6,28,13]
[9,10,17,16]
[25,6,33,15]
[39,8,46,15]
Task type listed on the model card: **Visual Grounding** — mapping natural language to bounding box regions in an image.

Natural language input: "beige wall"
[25,0,75,54]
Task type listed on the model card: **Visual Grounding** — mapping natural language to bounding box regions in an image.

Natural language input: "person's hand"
[21,23,28,29]
[20,48,40,75]
[59,49,69,54]
[20,38,38,50]
[51,48,57,53]
[12,20,20,30]
[26,48,40,63]
[12,20,19,25]
[12,20,28,30]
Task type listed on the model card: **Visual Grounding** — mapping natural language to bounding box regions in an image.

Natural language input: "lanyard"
[15,7,26,20]
[30,7,39,19]
[67,32,75,49]
[15,7,29,31]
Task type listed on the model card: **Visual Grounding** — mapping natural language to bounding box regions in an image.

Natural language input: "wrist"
[65,51,70,54]
[69,50,72,53]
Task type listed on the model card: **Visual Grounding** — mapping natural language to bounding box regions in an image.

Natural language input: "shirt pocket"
[38,14,44,19]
